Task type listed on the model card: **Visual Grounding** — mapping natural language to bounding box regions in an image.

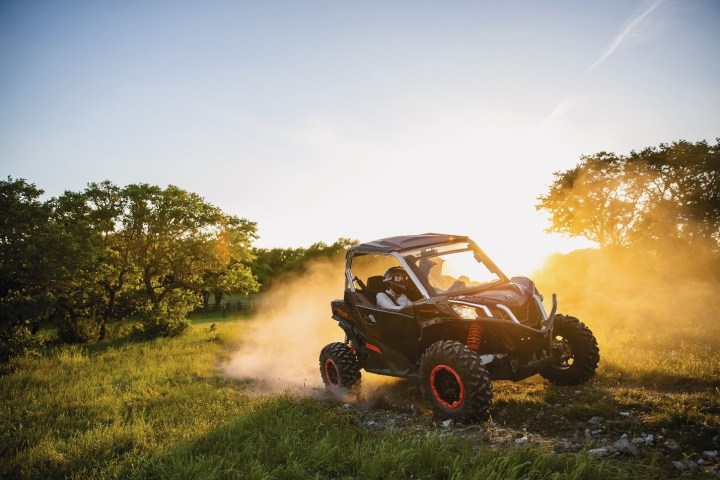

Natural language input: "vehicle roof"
[348,233,470,254]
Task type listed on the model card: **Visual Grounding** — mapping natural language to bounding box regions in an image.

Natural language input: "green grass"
[0,318,676,480]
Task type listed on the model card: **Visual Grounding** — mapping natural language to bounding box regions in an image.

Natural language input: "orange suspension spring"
[466,323,483,353]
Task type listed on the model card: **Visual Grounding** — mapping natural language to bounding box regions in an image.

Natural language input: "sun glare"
[462,226,597,278]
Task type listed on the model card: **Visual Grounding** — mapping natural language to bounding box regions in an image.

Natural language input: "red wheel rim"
[429,364,465,409]
[324,358,339,386]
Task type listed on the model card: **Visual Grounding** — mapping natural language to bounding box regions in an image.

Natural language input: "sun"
[468,229,597,278]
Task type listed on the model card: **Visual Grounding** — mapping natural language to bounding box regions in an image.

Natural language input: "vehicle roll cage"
[345,239,509,302]
[345,250,432,298]
[344,237,558,334]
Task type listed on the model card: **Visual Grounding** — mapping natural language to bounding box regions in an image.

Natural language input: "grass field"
[1,310,718,479]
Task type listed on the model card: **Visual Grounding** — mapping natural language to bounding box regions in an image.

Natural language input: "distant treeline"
[250,238,357,294]
[0,178,355,361]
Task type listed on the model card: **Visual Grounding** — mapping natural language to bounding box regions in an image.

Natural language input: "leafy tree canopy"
[0,178,259,355]
[0,178,53,359]
[537,139,720,252]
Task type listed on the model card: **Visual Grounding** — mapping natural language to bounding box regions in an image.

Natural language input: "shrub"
[56,316,101,344]
[0,325,42,364]
[132,291,195,339]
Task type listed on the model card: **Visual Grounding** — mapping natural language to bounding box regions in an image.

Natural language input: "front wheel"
[419,340,493,422]
[319,342,361,392]
[540,314,600,385]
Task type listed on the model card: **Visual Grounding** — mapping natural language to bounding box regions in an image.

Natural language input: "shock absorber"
[466,322,483,353]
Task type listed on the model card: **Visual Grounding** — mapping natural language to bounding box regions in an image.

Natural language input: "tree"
[537,139,720,252]
[536,153,647,248]
[46,190,108,343]
[250,248,304,292]
[1,178,122,347]
[250,238,357,291]
[0,178,54,359]
[200,218,259,309]
[120,184,259,335]
[627,140,720,248]
[82,181,138,339]
[46,182,142,341]
[0,177,261,358]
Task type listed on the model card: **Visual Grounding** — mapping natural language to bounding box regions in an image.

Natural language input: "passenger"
[418,257,454,293]
[376,267,412,310]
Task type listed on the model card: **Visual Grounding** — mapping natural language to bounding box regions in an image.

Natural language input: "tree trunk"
[99,289,115,341]
[144,267,158,304]
[202,292,210,310]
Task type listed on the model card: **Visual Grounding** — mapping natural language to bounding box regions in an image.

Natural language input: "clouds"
[535,0,667,134]
[586,0,665,72]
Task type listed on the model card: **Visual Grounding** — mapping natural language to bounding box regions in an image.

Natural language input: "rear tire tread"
[319,342,361,389]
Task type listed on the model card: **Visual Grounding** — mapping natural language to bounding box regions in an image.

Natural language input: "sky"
[1,0,718,275]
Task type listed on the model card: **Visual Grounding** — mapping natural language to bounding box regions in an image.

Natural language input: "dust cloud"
[532,242,720,349]
[222,256,419,407]
[222,258,345,395]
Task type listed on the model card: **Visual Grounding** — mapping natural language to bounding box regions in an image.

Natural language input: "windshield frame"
[403,241,509,297]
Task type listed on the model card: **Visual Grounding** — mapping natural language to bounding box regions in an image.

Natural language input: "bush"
[56,316,101,344]
[0,325,42,364]
[132,291,195,339]
[132,312,189,339]
[103,321,136,340]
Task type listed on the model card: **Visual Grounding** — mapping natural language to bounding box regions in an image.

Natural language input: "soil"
[319,375,720,478]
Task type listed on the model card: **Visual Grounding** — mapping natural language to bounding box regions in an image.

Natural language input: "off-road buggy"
[319,233,600,421]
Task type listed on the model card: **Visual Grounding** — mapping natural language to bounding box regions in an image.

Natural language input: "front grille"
[508,301,542,327]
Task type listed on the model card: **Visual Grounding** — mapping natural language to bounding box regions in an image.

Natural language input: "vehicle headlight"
[451,304,478,319]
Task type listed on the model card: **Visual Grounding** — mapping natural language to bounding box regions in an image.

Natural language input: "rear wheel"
[540,315,599,385]
[419,340,492,422]
[319,342,361,391]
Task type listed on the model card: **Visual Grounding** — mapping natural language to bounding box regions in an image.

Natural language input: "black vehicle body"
[321,233,599,421]
[331,233,559,382]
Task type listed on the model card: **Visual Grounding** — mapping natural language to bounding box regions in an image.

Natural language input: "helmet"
[383,267,408,293]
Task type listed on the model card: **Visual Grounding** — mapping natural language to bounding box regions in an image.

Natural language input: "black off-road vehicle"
[319,233,599,421]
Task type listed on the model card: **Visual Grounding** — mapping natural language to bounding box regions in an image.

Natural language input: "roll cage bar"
[345,239,510,301]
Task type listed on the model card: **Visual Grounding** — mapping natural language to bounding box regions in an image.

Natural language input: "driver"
[376,267,412,310]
